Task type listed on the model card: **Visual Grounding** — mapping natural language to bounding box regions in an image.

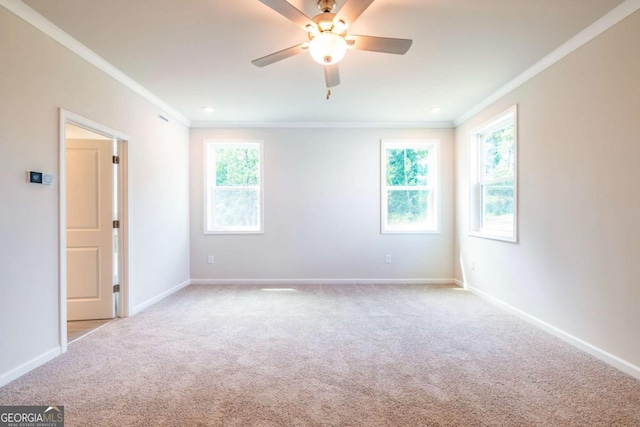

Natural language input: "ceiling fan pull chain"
[326,88,331,100]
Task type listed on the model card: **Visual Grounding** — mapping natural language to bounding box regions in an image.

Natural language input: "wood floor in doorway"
[67,319,114,343]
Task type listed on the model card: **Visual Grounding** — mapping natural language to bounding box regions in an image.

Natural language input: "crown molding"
[190,121,455,129]
[0,0,191,127]
[6,0,636,131]
[190,278,456,285]
[454,0,640,127]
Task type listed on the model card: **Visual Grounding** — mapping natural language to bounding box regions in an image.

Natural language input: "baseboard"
[0,347,61,388]
[452,279,465,288]
[189,278,457,286]
[131,279,191,315]
[1,279,190,388]
[465,283,640,380]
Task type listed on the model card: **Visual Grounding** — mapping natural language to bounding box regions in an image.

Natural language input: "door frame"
[59,109,131,353]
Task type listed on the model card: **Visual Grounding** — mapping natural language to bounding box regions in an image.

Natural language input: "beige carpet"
[1,284,639,426]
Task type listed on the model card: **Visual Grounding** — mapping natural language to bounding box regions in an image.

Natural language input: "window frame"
[468,105,518,242]
[380,139,440,234]
[203,139,264,234]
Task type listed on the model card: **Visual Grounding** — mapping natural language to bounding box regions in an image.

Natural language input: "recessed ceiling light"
[203,106,214,113]
[430,107,441,114]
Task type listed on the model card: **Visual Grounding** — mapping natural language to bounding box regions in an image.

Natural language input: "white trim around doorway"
[59,109,131,353]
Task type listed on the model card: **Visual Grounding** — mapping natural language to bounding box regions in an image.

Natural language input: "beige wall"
[190,127,455,281]
[0,8,190,382]
[2,0,638,386]
[455,11,640,368]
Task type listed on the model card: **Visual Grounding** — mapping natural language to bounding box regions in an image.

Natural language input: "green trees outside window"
[205,141,262,233]
[480,120,515,234]
[470,105,517,242]
[382,141,438,233]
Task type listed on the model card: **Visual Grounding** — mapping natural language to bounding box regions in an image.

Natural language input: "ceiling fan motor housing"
[311,12,339,32]
[317,0,336,13]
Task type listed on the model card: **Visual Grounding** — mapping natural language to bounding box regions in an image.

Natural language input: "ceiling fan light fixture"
[309,32,347,65]
[305,24,319,35]
[318,20,334,32]
[333,19,347,34]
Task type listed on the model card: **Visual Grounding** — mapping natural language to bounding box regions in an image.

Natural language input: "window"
[469,105,517,242]
[381,140,439,233]
[204,140,263,233]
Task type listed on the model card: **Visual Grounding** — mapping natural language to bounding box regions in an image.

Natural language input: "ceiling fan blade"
[335,0,375,27]
[252,43,308,67]
[324,64,340,88]
[258,0,315,29]
[348,35,413,54]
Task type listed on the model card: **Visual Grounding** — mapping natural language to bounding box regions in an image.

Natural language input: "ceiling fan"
[252,0,412,98]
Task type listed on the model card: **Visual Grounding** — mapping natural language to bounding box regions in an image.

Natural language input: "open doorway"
[59,110,130,351]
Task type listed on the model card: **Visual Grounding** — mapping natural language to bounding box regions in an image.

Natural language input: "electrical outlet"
[207,255,214,264]
[385,255,392,264]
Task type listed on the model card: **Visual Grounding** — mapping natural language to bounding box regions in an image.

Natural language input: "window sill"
[204,230,264,235]
[382,230,441,235]
[468,231,517,243]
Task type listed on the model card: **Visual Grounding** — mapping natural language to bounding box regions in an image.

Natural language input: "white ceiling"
[22,0,624,124]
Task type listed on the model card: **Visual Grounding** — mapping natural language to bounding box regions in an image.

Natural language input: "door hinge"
[113,220,120,229]
[113,284,120,293]
[112,155,120,164]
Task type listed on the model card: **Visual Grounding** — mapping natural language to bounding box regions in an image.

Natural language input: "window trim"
[380,139,440,234]
[203,139,264,235]
[468,105,518,243]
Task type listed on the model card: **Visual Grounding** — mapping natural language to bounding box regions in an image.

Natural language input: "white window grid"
[204,140,264,234]
[469,105,518,242]
[381,140,440,234]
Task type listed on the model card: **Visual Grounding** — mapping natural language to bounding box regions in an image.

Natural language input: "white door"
[66,138,115,320]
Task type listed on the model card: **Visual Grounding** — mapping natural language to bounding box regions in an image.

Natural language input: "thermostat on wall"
[26,170,53,185]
